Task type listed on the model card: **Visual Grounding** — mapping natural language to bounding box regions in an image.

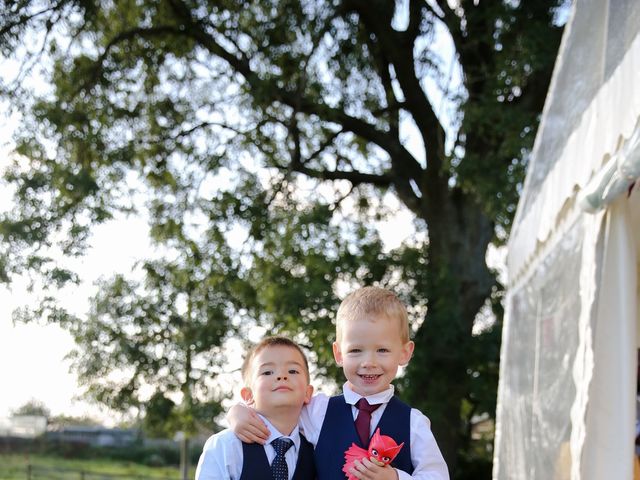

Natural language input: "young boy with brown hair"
[196,336,316,480]
[230,286,449,480]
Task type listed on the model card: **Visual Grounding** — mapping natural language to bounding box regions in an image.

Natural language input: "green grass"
[0,454,184,480]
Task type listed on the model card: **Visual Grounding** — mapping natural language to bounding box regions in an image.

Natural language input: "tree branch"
[166,0,416,166]
[302,129,343,166]
[286,163,393,188]
[363,28,400,138]
[73,25,186,97]
[328,183,356,212]
[0,0,65,38]
[83,0,424,214]
[346,0,446,173]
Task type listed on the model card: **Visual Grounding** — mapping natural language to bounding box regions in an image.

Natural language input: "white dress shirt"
[299,383,450,480]
[195,415,303,480]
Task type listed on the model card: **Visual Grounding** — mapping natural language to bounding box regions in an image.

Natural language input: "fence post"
[80,470,85,480]
[180,436,189,480]
[26,464,31,480]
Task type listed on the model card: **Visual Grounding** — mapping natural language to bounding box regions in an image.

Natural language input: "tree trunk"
[405,187,495,475]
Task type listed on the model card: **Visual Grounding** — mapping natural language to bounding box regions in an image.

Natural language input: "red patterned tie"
[354,398,381,448]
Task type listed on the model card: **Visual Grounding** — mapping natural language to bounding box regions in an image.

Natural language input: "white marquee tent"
[493,1,640,479]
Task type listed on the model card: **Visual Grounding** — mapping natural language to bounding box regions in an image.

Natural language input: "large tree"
[0,0,564,474]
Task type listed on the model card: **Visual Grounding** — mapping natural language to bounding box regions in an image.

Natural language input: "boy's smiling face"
[241,345,313,413]
[333,314,414,396]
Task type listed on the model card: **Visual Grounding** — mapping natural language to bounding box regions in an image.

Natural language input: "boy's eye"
[260,370,274,376]
[377,348,390,353]
[288,369,300,374]
[348,348,361,354]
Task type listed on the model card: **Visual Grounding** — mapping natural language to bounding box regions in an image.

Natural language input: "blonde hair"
[241,336,310,383]
[336,286,410,343]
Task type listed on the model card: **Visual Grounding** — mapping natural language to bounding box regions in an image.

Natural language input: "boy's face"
[241,345,313,413]
[333,314,414,397]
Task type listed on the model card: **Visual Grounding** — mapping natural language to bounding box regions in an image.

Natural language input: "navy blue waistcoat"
[239,434,316,480]
[314,395,413,479]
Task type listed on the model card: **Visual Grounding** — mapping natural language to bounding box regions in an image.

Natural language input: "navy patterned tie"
[270,437,293,480]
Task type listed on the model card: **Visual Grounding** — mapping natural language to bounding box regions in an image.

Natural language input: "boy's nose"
[361,356,377,367]
[276,374,288,380]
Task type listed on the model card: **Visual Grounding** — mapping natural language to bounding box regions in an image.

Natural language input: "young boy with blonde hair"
[196,336,316,480]
[230,286,449,480]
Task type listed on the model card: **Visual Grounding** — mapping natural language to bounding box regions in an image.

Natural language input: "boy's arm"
[227,403,270,444]
[194,434,237,480]
[195,450,230,480]
[226,392,331,446]
[394,409,449,480]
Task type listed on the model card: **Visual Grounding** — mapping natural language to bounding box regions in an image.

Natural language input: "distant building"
[46,426,139,447]
[0,415,47,438]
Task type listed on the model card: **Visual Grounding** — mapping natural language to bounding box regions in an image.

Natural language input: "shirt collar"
[342,382,394,406]
[257,413,301,452]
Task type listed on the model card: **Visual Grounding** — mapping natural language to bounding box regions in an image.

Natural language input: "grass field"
[0,454,185,480]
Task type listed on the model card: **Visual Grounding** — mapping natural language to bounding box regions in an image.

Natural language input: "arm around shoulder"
[226,402,270,444]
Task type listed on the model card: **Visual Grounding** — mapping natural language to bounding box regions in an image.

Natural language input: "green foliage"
[48,414,102,428]
[11,399,51,417]
[0,452,186,477]
[66,247,236,434]
[455,1,565,232]
[0,1,566,475]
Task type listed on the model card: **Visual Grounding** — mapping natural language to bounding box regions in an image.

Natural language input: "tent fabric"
[567,209,604,480]
[494,216,586,479]
[513,0,640,229]
[494,0,640,478]
[508,0,640,285]
[495,191,640,480]
[572,197,637,480]
[508,29,640,284]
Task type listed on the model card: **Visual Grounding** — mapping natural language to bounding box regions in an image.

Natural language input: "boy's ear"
[400,340,415,366]
[332,341,343,366]
[303,384,314,405]
[240,386,255,406]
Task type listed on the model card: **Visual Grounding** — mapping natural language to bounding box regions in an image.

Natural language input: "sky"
[0,185,153,423]
[0,129,155,422]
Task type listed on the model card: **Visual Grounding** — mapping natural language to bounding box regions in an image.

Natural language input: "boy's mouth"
[273,386,293,392]
[359,374,381,382]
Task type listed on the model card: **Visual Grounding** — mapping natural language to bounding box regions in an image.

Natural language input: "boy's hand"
[347,457,399,480]
[227,403,269,444]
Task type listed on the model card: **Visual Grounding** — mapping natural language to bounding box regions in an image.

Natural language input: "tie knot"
[271,437,293,456]
[356,398,381,414]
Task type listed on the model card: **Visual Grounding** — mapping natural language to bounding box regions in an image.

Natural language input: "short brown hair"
[336,286,410,343]
[241,336,310,383]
